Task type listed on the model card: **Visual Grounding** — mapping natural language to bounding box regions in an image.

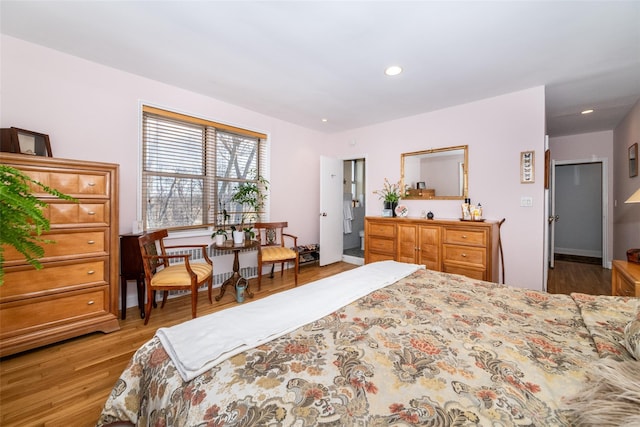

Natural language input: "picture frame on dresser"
[0,127,52,157]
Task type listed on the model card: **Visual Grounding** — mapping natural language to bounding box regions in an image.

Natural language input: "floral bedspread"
[97,268,636,426]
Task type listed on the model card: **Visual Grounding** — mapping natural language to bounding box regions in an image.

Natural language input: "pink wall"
[550,131,614,266]
[0,35,325,246]
[613,99,640,259]
[2,35,547,292]
[326,87,547,289]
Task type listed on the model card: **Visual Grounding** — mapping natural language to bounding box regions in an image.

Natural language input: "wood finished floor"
[547,259,612,296]
[0,259,611,426]
[0,262,356,427]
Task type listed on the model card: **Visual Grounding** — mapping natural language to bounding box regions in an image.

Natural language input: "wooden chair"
[138,229,213,325]
[253,222,299,290]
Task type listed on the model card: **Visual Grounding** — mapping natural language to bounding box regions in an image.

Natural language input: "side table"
[120,233,146,319]
[214,240,259,301]
[612,259,640,297]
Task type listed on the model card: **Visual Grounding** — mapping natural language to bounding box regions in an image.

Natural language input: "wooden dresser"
[0,153,120,357]
[365,217,500,282]
[611,259,640,297]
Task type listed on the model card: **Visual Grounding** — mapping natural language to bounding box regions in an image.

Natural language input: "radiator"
[163,246,258,297]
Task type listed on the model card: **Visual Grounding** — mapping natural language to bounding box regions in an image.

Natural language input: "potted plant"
[230,170,269,240]
[0,165,75,285]
[373,178,401,216]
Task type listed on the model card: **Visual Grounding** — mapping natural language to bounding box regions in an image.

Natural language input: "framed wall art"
[520,150,535,184]
[629,142,638,178]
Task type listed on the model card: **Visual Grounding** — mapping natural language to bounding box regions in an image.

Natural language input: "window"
[141,106,267,232]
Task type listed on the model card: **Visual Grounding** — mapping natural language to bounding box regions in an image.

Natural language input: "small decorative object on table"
[394,204,409,217]
[427,211,434,220]
[628,249,640,264]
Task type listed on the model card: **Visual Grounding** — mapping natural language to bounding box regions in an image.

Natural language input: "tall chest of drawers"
[0,153,120,356]
[365,217,500,282]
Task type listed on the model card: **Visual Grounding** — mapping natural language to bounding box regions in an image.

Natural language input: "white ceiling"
[2,1,639,136]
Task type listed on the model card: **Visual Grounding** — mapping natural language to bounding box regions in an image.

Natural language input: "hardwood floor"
[0,262,356,427]
[547,259,612,296]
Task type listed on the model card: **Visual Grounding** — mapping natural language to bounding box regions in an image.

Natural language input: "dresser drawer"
[442,244,486,268]
[368,236,395,255]
[443,227,487,246]
[367,222,396,238]
[2,229,108,264]
[1,259,108,300]
[614,277,636,297]
[0,287,109,336]
[442,264,485,280]
[45,201,109,226]
[24,169,108,197]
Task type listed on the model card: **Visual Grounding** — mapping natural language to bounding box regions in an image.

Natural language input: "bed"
[98,261,639,426]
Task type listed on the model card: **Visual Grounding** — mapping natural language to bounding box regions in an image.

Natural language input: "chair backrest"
[253,222,288,247]
[138,229,169,278]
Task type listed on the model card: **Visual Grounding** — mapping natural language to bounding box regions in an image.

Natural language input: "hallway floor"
[547,258,611,296]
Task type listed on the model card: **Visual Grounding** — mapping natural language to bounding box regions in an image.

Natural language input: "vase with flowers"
[373,178,401,216]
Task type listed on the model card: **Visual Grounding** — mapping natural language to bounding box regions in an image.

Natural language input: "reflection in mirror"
[401,145,468,200]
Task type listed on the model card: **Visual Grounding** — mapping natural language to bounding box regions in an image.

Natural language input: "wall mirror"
[401,145,468,200]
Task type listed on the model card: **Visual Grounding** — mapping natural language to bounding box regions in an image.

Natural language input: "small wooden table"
[213,240,259,301]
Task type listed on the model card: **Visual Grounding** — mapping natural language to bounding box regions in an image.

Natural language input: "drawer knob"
[461,253,467,257]
[462,235,468,239]
[87,270,95,275]
[87,300,95,305]
[88,182,96,187]
[88,211,96,215]
[87,240,95,244]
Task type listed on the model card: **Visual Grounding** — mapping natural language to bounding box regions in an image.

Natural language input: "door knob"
[320,212,327,217]
[548,215,560,223]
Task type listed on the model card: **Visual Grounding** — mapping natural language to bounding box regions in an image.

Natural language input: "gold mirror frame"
[401,145,468,200]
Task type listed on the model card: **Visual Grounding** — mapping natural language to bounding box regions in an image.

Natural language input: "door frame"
[319,153,369,265]
[552,157,608,268]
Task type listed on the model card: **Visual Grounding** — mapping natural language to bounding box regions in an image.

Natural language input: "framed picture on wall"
[629,142,638,178]
[520,150,535,184]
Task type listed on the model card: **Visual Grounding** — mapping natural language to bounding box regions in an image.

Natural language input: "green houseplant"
[0,164,75,285]
[230,171,269,240]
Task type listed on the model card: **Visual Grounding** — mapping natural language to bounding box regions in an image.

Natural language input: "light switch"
[520,196,533,207]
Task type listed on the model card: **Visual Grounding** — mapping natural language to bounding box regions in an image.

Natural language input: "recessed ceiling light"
[321,118,328,122]
[384,65,403,76]
[581,109,594,115]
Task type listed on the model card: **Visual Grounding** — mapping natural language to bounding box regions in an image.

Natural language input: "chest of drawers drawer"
[45,201,109,226]
[0,286,110,337]
[1,259,108,300]
[2,229,108,264]
[24,169,108,197]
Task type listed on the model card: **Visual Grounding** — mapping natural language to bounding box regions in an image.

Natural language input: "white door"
[549,159,557,269]
[319,156,343,266]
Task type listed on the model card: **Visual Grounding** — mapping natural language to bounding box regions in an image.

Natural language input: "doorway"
[342,158,366,265]
[552,160,607,267]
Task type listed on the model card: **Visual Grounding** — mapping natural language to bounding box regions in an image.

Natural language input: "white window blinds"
[141,106,267,232]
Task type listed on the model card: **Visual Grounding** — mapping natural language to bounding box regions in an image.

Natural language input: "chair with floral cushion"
[138,229,213,324]
[253,222,299,290]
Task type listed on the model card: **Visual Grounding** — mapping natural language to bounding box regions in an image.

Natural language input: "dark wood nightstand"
[120,233,146,319]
